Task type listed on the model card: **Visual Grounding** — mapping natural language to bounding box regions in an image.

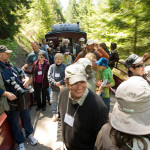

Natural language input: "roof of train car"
[45,23,86,36]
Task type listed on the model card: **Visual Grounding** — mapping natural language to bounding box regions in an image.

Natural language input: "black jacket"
[109,49,119,69]
[58,88,108,150]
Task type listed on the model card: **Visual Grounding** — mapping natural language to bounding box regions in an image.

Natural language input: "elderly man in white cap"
[86,39,102,60]
[86,39,95,53]
[76,37,86,56]
[57,63,108,150]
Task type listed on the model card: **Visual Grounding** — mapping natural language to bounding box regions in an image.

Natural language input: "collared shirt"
[27,50,48,64]
[69,88,89,106]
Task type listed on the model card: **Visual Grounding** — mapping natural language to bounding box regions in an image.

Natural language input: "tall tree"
[23,0,65,41]
[63,0,150,56]
[50,0,66,23]
[106,0,150,54]
[0,0,29,39]
[64,0,78,23]
[64,0,95,39]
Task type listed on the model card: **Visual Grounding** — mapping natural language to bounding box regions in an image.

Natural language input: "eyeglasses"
[134,63,145,68]
[39,56,44,58]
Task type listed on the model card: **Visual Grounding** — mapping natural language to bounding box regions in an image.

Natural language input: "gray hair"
[63,39,69,44]
[55,53,63,60]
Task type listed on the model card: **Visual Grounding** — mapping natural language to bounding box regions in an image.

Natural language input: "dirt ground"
[13,46,29,68]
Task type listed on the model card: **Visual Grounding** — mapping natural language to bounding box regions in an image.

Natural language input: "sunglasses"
[39,56,44,58]
[134,63,145,68]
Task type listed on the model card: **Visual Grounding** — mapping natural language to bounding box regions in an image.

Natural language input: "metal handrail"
[114,61,128,75]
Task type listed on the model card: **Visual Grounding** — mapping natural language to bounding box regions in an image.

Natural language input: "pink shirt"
[35,63,43,83]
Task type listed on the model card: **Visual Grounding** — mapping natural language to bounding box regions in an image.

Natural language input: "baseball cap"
[86,39,94,45]
[65,64,87,85]
[0,45,12,53]
[124,54,143,68]
[79,37,85,42]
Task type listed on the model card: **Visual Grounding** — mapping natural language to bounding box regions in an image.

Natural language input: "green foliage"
[14,32,32,53]
[0,38,18,62]
[0,0,29,39]
[107,18,129,30]
[1,0,150,61]
[50,0,66,23]
[108,0,121,12]
[63,0,150,58]
[18,0,65,42]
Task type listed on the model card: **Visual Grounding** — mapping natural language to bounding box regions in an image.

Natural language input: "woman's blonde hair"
[85,53,96,61]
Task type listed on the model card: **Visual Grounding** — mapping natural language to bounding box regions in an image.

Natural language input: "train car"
[0,112,15,150]
[45,22,87,48]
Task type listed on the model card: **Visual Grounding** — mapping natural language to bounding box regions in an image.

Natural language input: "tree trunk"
[133,16,138,54]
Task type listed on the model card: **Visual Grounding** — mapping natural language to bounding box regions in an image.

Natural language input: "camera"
[27,85,34,93]
[19,73,34,93]
[6,77,25,96]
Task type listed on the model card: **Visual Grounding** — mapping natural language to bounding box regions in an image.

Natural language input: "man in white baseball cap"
[76,37,86,56]
[57,63,108,150]
[86,39,95,53]
[86,39,102,60]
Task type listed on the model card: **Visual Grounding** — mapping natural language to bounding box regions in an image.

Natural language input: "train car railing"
[0,112,15,150]
[110,61,128,94]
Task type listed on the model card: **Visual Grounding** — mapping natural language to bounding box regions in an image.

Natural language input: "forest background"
[0,0,150,63]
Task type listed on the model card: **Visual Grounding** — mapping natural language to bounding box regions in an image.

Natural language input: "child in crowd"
[96,57,113,111]
[48,53,67,121]
[24,51,50,111]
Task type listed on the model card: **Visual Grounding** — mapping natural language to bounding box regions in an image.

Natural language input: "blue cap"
[96,58,108,67]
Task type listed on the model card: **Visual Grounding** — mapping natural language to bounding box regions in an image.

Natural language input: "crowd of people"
[0,36,150,150]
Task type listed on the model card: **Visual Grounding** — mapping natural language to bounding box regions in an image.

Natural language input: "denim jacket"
[0,61,28,111]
